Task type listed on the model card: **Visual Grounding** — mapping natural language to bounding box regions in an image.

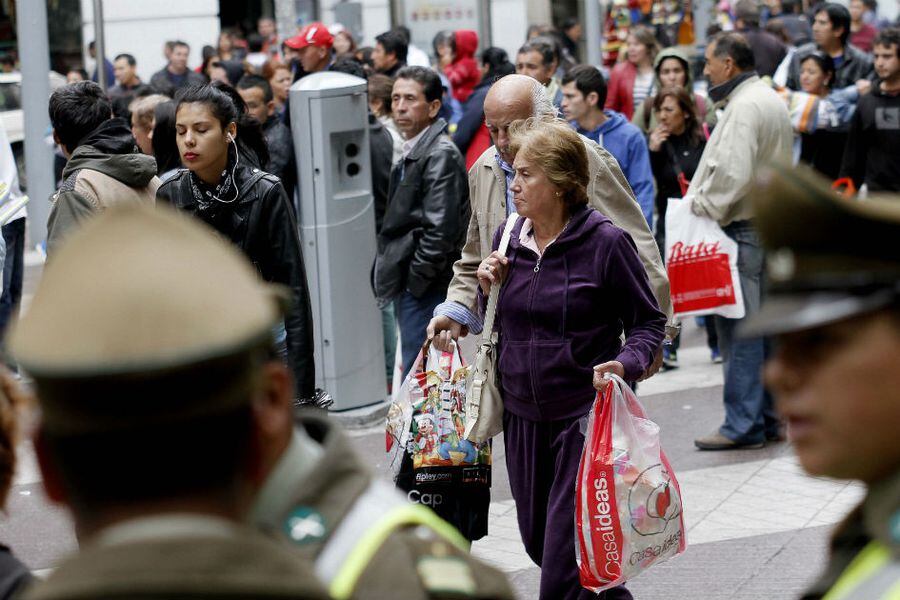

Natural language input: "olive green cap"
[739,164,900,338]
[8,204,286,433]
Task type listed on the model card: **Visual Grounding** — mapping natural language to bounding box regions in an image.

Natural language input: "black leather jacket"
[157,165,315,397]
[373,119,470,302]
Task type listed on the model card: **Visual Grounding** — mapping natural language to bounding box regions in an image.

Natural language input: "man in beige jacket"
[688,32,793,450]
[428,74,675,369]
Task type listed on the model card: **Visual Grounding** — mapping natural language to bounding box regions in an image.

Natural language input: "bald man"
[429,74,674,358]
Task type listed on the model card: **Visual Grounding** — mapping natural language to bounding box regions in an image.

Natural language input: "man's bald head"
[484,74,556,164]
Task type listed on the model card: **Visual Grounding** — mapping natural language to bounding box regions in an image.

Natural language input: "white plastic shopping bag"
[575,375,687,593]
[664,197,745,319]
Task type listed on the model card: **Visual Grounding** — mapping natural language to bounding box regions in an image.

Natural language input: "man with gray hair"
[689,32,792,450]
[428,74,674,372]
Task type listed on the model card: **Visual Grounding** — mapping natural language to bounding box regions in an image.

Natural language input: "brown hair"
[508,118,589,211]
[261,59,290,82]
[334,30,358,55]
[653,86,703,145]
[367,74,395,117]
[128,94,169,131]
[628,26,661,63]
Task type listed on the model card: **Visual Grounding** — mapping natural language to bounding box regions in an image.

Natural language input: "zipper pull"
[534,258,541,273]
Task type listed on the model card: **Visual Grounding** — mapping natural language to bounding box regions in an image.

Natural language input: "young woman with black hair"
[156,83,319,405]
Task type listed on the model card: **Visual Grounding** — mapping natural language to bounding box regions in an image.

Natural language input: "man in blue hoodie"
[561,65,655,228]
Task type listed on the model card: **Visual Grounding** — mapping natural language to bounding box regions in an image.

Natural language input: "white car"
[0,71,67,186]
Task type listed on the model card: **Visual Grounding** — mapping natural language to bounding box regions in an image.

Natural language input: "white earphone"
[206,131,240,204]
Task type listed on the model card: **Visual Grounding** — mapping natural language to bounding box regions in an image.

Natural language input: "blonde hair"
[508,118,589,210]
[129,94,169,131]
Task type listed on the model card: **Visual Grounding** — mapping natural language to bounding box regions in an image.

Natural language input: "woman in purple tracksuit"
[478,119,666,600]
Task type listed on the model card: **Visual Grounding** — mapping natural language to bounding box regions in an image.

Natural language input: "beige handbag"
[464,213,519,443]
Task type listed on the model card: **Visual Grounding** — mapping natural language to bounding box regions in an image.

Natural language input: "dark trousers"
[0,218,25,337]
[504,410,632,600]
[394,285,445,376]
[704,316,719,351]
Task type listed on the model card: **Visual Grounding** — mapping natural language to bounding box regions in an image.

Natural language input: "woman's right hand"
[648,125,669,152]
[477,251,509,295]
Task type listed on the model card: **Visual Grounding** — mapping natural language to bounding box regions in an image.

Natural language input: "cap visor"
[738,291,895,338]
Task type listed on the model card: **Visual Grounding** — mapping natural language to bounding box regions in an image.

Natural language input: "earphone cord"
[210,135,241,204]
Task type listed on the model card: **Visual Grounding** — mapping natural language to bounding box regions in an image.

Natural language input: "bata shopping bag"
[386,341,491,540]
[575,375,686,593]
[665,198,745,319]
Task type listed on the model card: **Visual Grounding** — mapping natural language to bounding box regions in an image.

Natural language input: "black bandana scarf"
[189,151,237,210]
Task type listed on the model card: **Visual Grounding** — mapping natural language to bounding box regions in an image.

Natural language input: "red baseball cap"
[285,22,334,49]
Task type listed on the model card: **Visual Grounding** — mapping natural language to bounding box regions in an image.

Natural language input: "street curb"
[328,400,390,429]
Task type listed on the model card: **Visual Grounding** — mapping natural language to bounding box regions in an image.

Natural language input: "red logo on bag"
[628,464,682,536]
[667,240,736,313]
[590,467,623,579]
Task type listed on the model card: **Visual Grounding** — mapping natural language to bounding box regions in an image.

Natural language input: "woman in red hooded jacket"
[441,29,482,104]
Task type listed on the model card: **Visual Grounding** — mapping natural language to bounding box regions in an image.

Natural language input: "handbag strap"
[481,213,519,344]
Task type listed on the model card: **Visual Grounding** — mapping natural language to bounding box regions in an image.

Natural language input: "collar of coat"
[708,71,758,105]
[400,118,448,163]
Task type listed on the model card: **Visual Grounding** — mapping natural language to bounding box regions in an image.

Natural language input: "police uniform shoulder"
[369,525,516,599]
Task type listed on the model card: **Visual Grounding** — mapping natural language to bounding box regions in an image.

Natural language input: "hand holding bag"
[463,213,518,444]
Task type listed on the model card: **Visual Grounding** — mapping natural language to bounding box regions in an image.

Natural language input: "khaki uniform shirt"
[23,514,330,600]
[445,141,673,325]
[802,469,900,599]
[251,412,515,600]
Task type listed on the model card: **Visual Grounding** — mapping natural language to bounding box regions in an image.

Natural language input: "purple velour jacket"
[483,206,666,422]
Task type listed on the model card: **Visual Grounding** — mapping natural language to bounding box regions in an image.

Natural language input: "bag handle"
[603,374,649,419]
[481,213,519,344]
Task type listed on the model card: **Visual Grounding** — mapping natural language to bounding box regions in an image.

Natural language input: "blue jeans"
[715,221,778,444]
[394,286,445,376]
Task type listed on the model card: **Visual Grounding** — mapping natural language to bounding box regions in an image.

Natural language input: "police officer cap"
[8,203,286,433]
[740,164,900,338]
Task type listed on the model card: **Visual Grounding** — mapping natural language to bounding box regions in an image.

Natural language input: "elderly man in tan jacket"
[428,74,675,372]
[688,33,792,451]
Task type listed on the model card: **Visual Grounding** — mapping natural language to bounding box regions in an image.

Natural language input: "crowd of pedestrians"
[0,5,896,599]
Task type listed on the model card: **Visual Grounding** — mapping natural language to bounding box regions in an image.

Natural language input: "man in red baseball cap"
[285,22,335,75]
